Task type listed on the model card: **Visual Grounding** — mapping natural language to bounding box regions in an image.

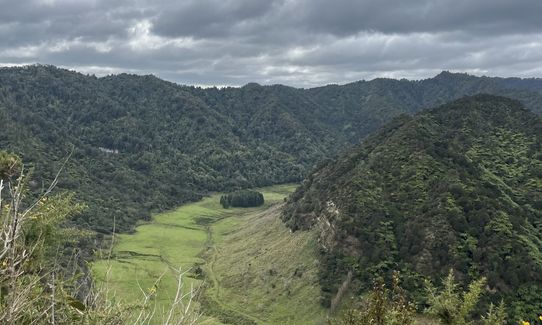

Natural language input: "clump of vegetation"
[330,272,415,325]
[424,270,507,325]
[333,270,507,325]
[0,151,21,180]
[220,190,264,208]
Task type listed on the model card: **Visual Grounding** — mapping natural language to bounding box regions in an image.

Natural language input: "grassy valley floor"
[92,184,325,324]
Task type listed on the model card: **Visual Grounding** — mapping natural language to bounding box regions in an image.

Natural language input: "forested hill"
[282,95,542,318]
[1,65,542,235]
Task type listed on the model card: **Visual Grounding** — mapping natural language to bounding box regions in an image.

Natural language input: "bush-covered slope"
[2,65,542,235]
[282,95,542,318]
[0,67,310,233]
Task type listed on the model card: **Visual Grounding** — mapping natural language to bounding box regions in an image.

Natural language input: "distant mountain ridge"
[1,65,542,235]
[282,95,542,318]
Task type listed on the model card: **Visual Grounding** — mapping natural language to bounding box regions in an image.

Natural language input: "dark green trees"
[2,66,542,235]
[220,190,264,208]
[282,95,542,320]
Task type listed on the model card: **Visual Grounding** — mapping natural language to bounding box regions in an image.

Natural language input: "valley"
[2,2,542,323]
[92,184,324,324]
[2,67,542,323]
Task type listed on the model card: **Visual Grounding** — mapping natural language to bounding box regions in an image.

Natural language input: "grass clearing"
[204,204,325,325]
[92,184,324,324]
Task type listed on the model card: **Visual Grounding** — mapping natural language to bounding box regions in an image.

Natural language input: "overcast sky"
[1,0,541,87]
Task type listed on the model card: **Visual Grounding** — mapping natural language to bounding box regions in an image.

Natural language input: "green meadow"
[92,184,324,324]
[201,204,325,325]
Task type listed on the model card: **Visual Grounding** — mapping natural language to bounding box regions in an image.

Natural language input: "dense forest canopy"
[1,65,542,237]
[282,95,542,320]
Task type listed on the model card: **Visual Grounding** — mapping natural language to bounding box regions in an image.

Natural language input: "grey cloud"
[296,0,542,36]
[151,0,280,38]
[0,0,144,47]
[0,0,541,87]
[150,0,542,41]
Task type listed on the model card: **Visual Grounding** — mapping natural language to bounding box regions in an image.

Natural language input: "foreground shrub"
[0,151,200,324]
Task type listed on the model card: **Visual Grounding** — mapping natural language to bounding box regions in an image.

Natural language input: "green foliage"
[282,95,542,320]
[330,273,415,325]
[0,153,125,324]
[334,270,507,325]
[1,153,200,324]
[424,270,487,324]
[220,190,264,208]
[24,193,89,265]
[424,270,508,325]
[481,302,507,325]
[333,270,507,325]
[0,151,21,181]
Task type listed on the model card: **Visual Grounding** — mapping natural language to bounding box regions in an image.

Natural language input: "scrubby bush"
[0,151,201,324]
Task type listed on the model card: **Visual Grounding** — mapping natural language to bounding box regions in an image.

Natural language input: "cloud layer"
[1,0,541,87]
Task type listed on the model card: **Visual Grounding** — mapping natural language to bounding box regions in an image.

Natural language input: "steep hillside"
[2,65,542,235]
[203,203,324,325]
[282,95,542,318]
